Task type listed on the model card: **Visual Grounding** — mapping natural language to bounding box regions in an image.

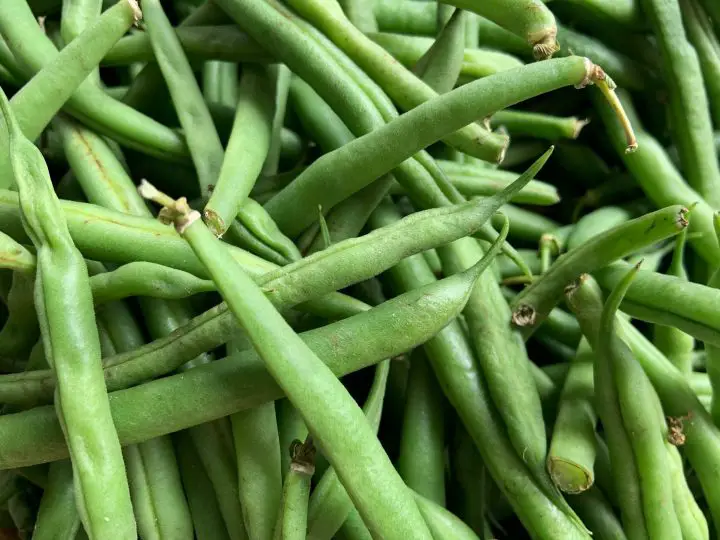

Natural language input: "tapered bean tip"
[126,0,142,23]
[511,304,536,327]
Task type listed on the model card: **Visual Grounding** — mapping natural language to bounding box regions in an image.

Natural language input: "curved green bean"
[511,205,687,337]
[0,83,135,537]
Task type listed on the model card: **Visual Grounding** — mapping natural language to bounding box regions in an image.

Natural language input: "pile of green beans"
[3,0,720,538]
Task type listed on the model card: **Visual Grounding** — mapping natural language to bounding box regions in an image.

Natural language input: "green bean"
[569,274,720,529]
[567,207,633,250]
[60,0,101,44]
[174,431,232,540]
[306,360,389,540]
[0,272,37,372]
[336,508,372,540]
[0,81,135,537]
[0,0,188,161]
[203,61,238,108]
[565,275,647,539]
[490,110,588,141]
[595,90,720,266]
[369,212,586,535]
[491,204,560,243]
[274,437,315,540]
[412,490,481,540]
[142,190,435,539]
[372,1,647,89]
[89,262,214,305]
[432,161,559,205]
[641,0,720,207]
[143,0,223,197]
[0,172,532,405]
[276,400,308,482]
[652,226,695,373]
[596,268,683,538]
[262,65,291,177]
[681,0,720,127]
[230,397,282,540]
[550,0,642,28]
[32,461,80,540]
[412,9,466,93]
[566,487,627,540]
[103,25,272,66]
[511,205,688,337]
[594,260,720,346]
[369,32,524,80]
[667,442,709,540]
[273,0,507,161]
[397,350,445,505]
[5,0,138,150]
[265,57,611,236]
[440,0,558,59]
[204,66,274,236]
[124,438,194,540]
[547,339,597,494]
[53,117,150,215]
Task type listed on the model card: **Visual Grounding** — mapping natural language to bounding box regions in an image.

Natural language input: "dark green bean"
[397,350,445,505]
[412,9,467,93]
[641,0,720,207]
[32,461,80,540]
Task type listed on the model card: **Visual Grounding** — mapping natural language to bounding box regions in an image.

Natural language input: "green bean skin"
[143,0,223,197]
[6,0,140,145]
[306,360,389,540]
[567,207,632,250]
[594,261,720,346]
[511,205,688,337]
[413,9,466,93]
[32,461,80,540]
[640,0,720,207]
[274,439,314,540]
[547,340,597,494]
[412,490,481,540]
[204,66,274,236]
[0,0,188,161]
[369,32,524,80]
[681,0,720,127]
[89,262,215,305]
[667,442,709,540]
[174,431,232,540]
[170,208,434,539]
[61,0,102,44]
[203,61,238,108]
[230,401,282,540]
[53,117,150,216]
[279,0,506,161]
[594,90,720,267]
[567,488,627,540]
[0,85,135,537]
[265,57,593,236]
[602,267,682,540]
[565,276,647,540]
[396,351,446,505]
[124,438,194,540]
[440,0,558,58]
[103,25,272,66]
[0,272,38,371]
[336,508,372,540]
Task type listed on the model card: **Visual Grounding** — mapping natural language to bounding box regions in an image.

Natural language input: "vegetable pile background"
[0,0,719,538]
